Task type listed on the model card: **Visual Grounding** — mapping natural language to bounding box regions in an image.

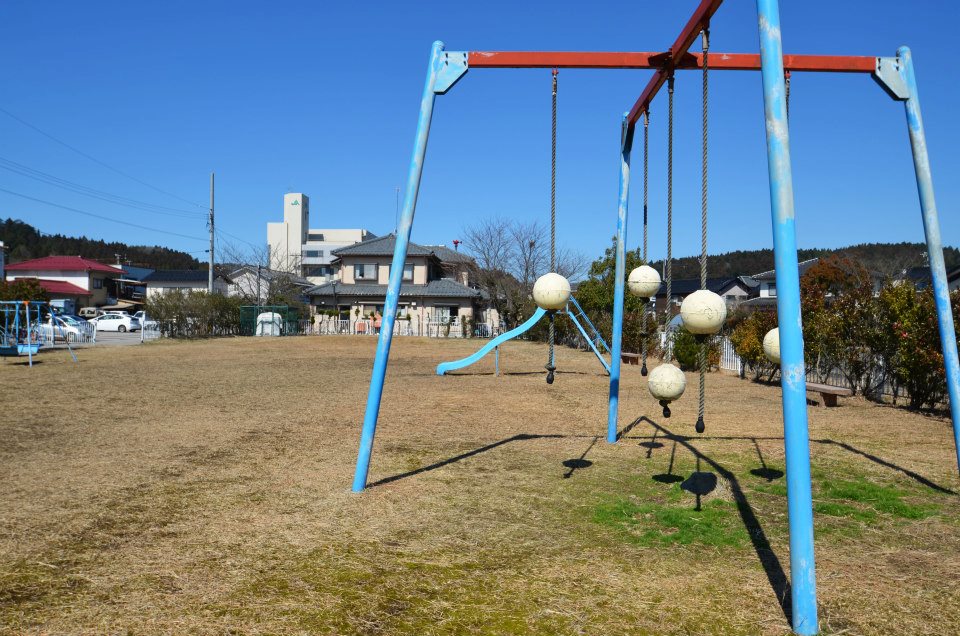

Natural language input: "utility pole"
[208,172,215,293]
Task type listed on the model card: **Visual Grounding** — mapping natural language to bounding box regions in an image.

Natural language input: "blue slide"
[436,307,547,375]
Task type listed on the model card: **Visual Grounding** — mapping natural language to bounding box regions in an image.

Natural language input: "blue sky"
[0,1,957,267]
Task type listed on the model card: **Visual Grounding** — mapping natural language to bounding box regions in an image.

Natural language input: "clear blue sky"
[0,1,957,267]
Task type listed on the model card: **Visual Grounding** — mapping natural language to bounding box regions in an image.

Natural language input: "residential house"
[5,255,125,308]
[226,265,314,302]
[306,234,492,326]
[895,264,960,291]
[655,275,758,312]
[266,192,376,284]
[142,270,232,299]
[738,258,820,310]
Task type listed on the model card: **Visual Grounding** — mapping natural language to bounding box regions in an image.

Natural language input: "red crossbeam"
[467,51,876,74]
[627,0,725,127]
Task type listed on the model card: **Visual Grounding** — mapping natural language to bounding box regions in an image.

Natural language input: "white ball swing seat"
[532,272,571,311]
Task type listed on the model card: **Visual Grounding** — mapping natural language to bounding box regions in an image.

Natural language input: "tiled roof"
[753,258,819,281]
[332,234,435,257]
[227,266,312,287]
[143,270,232,284]
[33,278,92,296]
[658,277,752,297]
[5,255,125,274]
[428,245,475,264]
[306,278,483,299]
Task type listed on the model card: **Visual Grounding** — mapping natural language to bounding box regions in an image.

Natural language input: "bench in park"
[621,352,640,365]
[805,382,853,407]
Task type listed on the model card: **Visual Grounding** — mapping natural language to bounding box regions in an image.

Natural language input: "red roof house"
[5,256,125,307]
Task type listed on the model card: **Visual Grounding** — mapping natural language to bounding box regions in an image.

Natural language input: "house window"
[305,265,333,277]
[390,263,414,282]
[768,282,777,297]
[92,278,103,289]
[304,250,324,258]
[354,263,377,281]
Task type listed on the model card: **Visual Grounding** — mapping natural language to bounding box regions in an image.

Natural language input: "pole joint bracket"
[873,55,909,101]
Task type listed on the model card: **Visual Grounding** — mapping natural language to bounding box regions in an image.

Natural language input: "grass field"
[1,336,958,635]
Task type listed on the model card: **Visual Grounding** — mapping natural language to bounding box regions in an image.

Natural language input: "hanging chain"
[641,111,650,374]
[697,28,710,433]
[785,70,791,120]
[664,73,675,363]
[547,69,558,380]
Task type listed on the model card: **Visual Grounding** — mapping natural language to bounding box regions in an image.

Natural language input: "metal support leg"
[756,1,818,633]
[352,41,458,492]
[607,114,633,444]
[896,48,960,473]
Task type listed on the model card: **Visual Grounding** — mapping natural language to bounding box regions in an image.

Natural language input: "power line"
[0,105,206,209]
[0,186,206,242]
[215,227,260,250]
[0,155,205,219]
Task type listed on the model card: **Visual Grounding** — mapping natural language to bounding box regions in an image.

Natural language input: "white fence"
[719,336,743,373]
[302,317,500,339]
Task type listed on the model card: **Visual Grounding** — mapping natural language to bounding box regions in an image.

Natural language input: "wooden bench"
[805,382,853,407]
[621,352,640,365]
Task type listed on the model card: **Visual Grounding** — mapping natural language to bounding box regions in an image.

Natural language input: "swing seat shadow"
[750,467,785,481]
[681,470,718,496]
[652,472,683,484]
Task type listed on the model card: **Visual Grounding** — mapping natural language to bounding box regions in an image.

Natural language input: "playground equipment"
[435,294,612,377]
[627,265,660,299]
[764,327,781,364]
[352,2,960,633]
[0,301,45,366]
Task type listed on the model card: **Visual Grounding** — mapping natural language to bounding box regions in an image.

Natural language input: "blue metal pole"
[352,41,446,492]
[607,114,633,444]
[756,1,818,633]
[898,47,960,473]
[566,309,611,375]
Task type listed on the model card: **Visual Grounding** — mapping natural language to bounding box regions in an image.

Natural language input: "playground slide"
[436,307,547,375]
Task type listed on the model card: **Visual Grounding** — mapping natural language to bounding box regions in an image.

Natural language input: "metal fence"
[717,335,906,399]
[300,316,500,339]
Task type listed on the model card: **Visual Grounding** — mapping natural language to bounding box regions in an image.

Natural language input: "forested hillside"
[650,242,960,279]
[0,218,201,270]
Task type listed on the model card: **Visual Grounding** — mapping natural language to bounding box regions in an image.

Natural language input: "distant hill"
[649,242,960,279]
[0,218,201,270]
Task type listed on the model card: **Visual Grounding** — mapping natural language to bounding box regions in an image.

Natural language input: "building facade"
[266,192,375,285]
[306,234,494,327]
[142,270,231,299]
[5,256,125,307]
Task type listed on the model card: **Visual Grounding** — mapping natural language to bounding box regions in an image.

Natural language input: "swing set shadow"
[365,416,956,622]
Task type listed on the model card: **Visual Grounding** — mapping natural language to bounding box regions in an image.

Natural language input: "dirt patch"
[0,336,957,634]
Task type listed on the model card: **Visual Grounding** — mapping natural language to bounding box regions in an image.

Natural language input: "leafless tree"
[462,217,587,327]
[217,239,307,308]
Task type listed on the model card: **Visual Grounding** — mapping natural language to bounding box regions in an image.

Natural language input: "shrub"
[729,310,778,381]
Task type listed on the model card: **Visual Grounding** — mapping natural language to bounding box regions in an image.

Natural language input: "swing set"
[0,301,45,365]
[351,2,960,634]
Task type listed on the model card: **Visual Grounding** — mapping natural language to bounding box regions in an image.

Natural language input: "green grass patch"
[592,491,748,549]
[821,478,938,520]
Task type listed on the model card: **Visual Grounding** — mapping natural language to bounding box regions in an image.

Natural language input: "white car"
[89,313,141,332]
[131,311,158,329]
[40,315,90,342]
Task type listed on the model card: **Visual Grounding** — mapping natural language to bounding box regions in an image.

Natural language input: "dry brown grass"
[0,336,958,635]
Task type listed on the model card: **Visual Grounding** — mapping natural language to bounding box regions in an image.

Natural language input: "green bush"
[145,291,242,338]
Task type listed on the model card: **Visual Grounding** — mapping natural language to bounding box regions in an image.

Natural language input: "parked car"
[89,313,141,332]
[78,307,99,319]
[40,314,93,342]
[131,311,157,329]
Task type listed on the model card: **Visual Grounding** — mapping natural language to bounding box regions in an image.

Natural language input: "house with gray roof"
[142,269,232,299]
[306,234,494,328]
